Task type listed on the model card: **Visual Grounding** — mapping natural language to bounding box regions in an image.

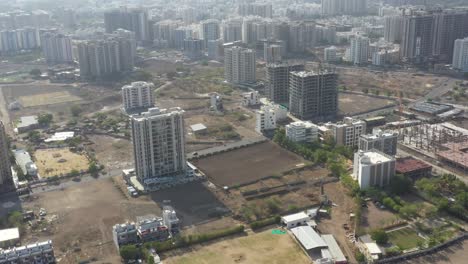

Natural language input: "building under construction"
[265,62,304,105]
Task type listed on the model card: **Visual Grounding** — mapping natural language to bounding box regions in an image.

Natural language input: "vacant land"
[19,91,81,107]
[361,202,398,229]
[388,227,424,250]
[339,93,396,116]
[192,142,304,187]
[87,135,134,170]
[21,179,162,263]
[401,240,468,264]
[164,229,311,264]
[34,148,89,177]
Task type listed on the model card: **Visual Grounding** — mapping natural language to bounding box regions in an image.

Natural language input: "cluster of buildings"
[112,206,179,249]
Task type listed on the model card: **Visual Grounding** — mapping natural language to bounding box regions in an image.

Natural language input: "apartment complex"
[0,121,12,186]
[452,37,468,72]
[122,82,155,112]
[286,121,319,143]
[265,62,304,104]
[104,8,150,42]
[321,0,368,16]
[255,106,276,133]
[289,69,338,122]
[359,130,398,156]
[0,28,40,55]
[353,150,396,189]
[324,46,338,62]
[112,222,138,249]
[131,107,186,187]
[0,240,55,264]
[326,117,367,147]
[40,32,73,65]
[183,38,204,59]
[384,16,404,43]
[349,35,369,64]
[224,46,256,84]
[200,19,220,44]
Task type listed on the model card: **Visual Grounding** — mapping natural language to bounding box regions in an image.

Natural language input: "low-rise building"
[0,227,19,248]
[0,240,55,263]
[13,149,37,177]
[353,150,396,189]
[16,115,39,133]
[325,117,366,147]
[136,216,170,242]
[112,222,138,249]
[290,225,327,254]
[281,212,310,229]
[395,157,432,180]
[255,107,276,133]
[359,130,398,156]
[210,92,223,112]
[286,121,319,143]
[241,91,259,106]
[321,234,347,264]
[162,206,180,233]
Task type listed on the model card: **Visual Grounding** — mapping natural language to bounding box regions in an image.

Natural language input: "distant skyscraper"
[324,46,338,62]
[40,32,73,65]
[384,16,404,43]
[207,39,223,60]
[122,82,155,112]
[0,121,12,186]
[289,69,338,121]
[200,19,220,45]
[222,20,243,43]
[350,35,369,64]
[431,11,468,62]
[224,46,256,84]
[238,3,273,18]
[453,37,468,72]
[321,0,368,16]
[400,14,434,63]
[266,62,305,104]
[183,38,204,59]
[104,8,150,42]
[131,107,186,187]
[264,44,283,63]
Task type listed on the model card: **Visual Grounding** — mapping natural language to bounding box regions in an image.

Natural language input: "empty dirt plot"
[19,91,81,107]
[361,202,398,229]
[34,148,89,177]
[163,229,311,264]
[339,93,395,115]
[192,141,304,187]
[21,178,162,263]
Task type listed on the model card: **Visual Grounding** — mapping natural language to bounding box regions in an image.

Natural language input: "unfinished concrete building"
[265,62,304,105]
[289,69,338,122]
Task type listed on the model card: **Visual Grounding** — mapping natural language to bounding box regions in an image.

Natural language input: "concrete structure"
[400,13,433,63]
[0,28,40,55]
[431,11,468,62]
[290,225,327,253]
[222,20,243,43]
[200,19,220,45]
[452,37,468,72]
[264,44,282,63]
[0,121,12,186]
[112,222,137,249]
[16,115,38,133]
[210,92,223,112]
[40,32,73,65]
[265,62,304,104]
[436,141,468,171]
[321,234,347,264]
[241,91,259,106]
[224,46,256,84]
[131,107,186,188]
[190,123,207,134]
[324,46,338,62]
[183,38,204,60]
[0,228,19,248]
[289,69,338,122]
[396,157,432,179]
[238,3,273,18]
[136,215,170,242]
[353,150,396,189]
[255,107,276,133]
[286,121,319,143]
[410,102,453,115]
[321,0,368,16]
[162,205,180,233]
[44,132,74,143]
[13,149,37,177]
[359,130,398,156]
[384,16,404,43]
[281,212,310,229]
[207,39,223,60]
[0,240,55,263]
[104,8,150,42]
[122,82,155,112]
[326,117,366,147]
[349,35,369,65]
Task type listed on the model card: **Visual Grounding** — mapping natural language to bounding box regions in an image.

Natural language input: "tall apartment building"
[324,46,338,62]
[0,28,40,54]
[238,3,273,18]
[131,107,186,187]
[224,46,256,84]
[153,20,184,48]
[104,8,150,42]
[0,121,12,186]
[200,19,220,45]
[122,82,155,112]
[207,39,223,60]
[349,35,369,65]
[286,121,319,143]
[264,44,283,63]
[431,11,468,62]
[289,69,338,122]
[353,150,396,189]
[265,62,305,104]
[400,14,434,63]
[453,37,468,72]
[222,20,243,43]
[326,117,366,147]
[359,130,398,156]
[40,32,73,65]
[384,16,404,43]
[183,38,204,60]
[77,33,135,78]
[321,0,368,16]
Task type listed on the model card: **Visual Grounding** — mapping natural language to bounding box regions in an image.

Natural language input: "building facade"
[353,150,396,189]
[122,82,155,112]
[183,38,204,60]
[289,70,338,122]
[327,117,366,147]
[286,121,319,143]
[40,32,73,65]
[324,46,338,62]
[0,240,55,264]
[359,130,398,156]
[0,121,12,186]
[131,107,186,187]
[266,62,305,104]
[452,37,468,72]
[321,0,368,16]
[349,35,369,64]
[104,8,150,42]
[255,107,276,133]
[224,46,256,84]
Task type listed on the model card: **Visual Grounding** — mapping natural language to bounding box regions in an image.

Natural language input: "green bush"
[250,216,281,230]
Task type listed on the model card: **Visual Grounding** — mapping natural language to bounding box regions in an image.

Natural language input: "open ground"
[34,148,89,178]
[338,93,395,116]
[387,227,425,250]
[192,141,305,187]
[163,229,311,264]
[18,91,81,107]
[361,202,398,230]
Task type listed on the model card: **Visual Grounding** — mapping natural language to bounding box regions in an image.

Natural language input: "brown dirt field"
[163,229,311,264]
[192,141,305,187]
[87,135,134,169]
[19,91,81,107]
[339,93,395,116]
[34,148,89,177]
[317,182,357,264]
[401,239,468,264]
[21,179,162,263]
[361,202,398,229]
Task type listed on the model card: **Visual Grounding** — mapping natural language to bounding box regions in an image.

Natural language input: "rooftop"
[17,115,38,128]
[281,211,309,223]
[190,123,207,132]
[365,242,382,255]
[291,70,335,78]
[0,227,19,242]
[291,225,327,250]
[396,157,432,174]
[44,131,74,142]
[357,150,394,164]
[321,234,346,262]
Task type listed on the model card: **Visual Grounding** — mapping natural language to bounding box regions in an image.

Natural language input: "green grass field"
[388,227,425,250]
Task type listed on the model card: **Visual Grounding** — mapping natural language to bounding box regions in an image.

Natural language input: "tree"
[389,174,412,195]
[355,251,366,263]
[38,113,53,125]
[70,105,83,117]
[371,229,389,245]
[28,130,41,142]
[29,68,42,77]
[120,245,139,260]
[88,162,99,175]
[362,88,369,94]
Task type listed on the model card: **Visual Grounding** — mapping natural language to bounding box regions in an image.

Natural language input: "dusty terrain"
[192,141,305,187]
[163,229,311,264]
[361,202,397,230]
[87,135,134,170]
[338,93,396,116]
[34,148,89,177]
